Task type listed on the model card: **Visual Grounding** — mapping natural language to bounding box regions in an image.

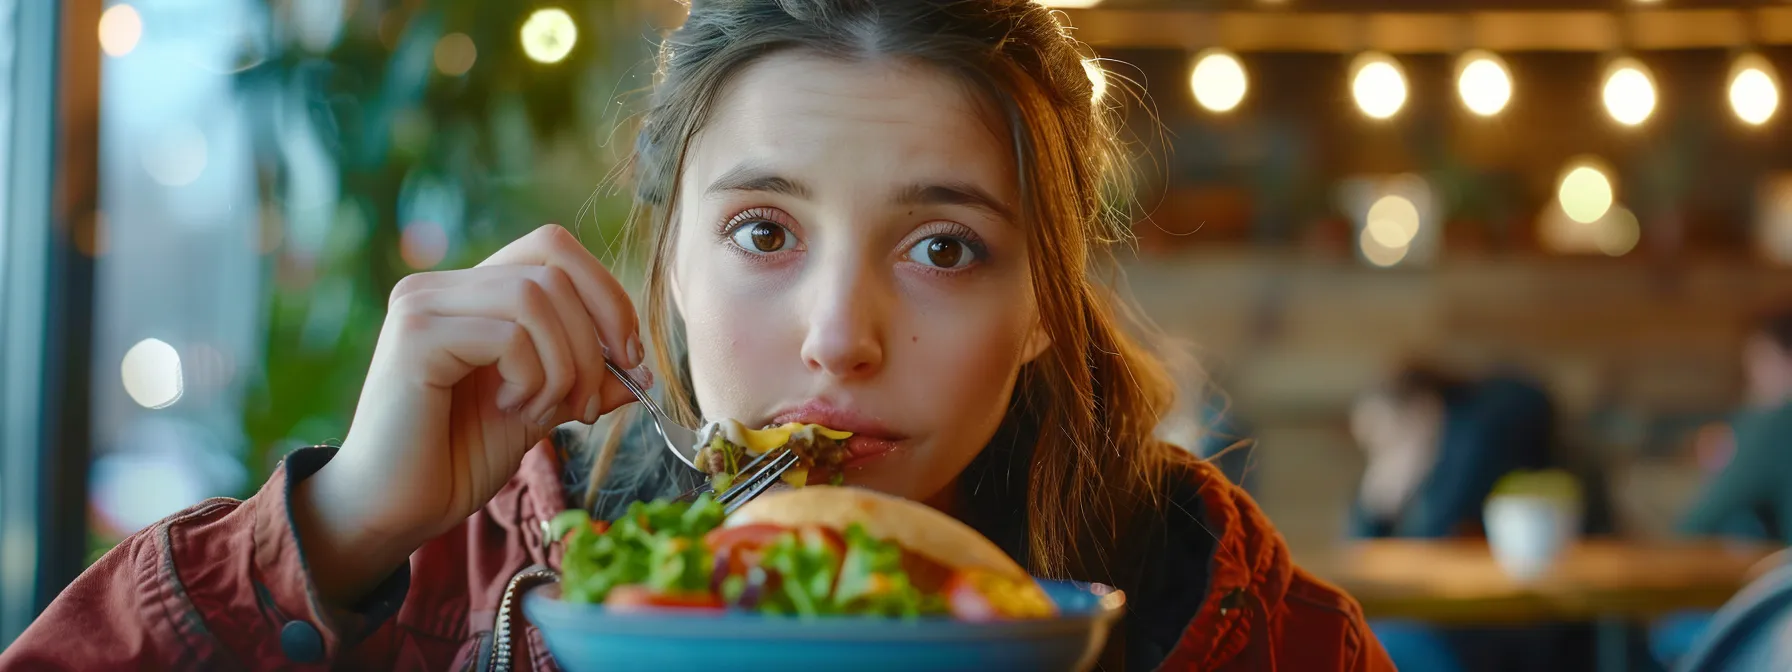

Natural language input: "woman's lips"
[840,436,903,467]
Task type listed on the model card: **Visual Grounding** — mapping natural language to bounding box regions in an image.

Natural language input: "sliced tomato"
[704,524,791,555]
[559,519,610,545]
[603,585,725,613]
[705,524,792,576]
[943,571,1001,622]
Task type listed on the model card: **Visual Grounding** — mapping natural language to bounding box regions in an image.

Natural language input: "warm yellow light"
[521,8,577,64]
[1602,59,1656,126]
[1457,50,1512,116]
[1558,160,1615,224]
[1729,54,1779,126]
[1359,225,1410,267]
[99,4,143,58]
[434,32,477,76]
[1190,49,1248,113]
[1365,194,1421,248]
[1036,0,1103,6]
[1084,59,1107,105]
[1352,53,1407,120]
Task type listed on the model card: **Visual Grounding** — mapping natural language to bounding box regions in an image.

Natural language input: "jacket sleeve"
[1350,618,1399,672]
[0,447,410,670]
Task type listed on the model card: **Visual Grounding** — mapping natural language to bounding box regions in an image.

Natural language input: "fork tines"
[718,450,800,514]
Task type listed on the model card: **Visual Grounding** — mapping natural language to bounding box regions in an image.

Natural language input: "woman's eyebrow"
[893,182,1015,223]
[705,162,812,199]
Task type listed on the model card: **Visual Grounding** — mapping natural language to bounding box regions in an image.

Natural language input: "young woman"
[4,2,1391,669]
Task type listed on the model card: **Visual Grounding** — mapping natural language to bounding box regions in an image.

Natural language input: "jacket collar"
[1158,459,1296,670]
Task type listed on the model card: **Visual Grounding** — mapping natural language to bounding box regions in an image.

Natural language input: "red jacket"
[2,444,1391,671]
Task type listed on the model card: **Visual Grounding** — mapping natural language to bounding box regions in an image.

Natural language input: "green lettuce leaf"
[557,495,725,604]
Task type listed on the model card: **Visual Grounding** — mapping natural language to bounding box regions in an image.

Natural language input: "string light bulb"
[1189,49,1248,113]
[1351,52,1408,120]
[1456,50,1512,117]
[1729,52,1780,126]
[1602,57,1657,127]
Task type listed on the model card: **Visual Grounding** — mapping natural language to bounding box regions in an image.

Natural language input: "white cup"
[1484,495,1580,582]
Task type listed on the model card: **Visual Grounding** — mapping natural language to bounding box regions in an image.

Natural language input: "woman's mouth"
[767,400,907,474]
[840,435,903,468]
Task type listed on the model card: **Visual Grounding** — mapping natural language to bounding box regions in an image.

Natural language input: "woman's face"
[669,52,1048,504]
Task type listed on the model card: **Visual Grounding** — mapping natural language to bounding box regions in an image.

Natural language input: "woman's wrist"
[291,459,422,608]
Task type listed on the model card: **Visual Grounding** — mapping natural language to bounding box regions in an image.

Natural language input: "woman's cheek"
[678,266,788,417]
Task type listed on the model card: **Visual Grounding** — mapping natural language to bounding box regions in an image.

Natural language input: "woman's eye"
[905,236,977,269]
[729,221,794,254]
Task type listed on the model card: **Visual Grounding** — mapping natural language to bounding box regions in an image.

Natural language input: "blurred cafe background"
[3,0,1792,670]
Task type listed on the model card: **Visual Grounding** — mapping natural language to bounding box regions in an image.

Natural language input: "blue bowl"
[523,579,1126,672]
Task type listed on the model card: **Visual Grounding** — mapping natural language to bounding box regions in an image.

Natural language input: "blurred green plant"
[235,1,656,486]
[1489,469,1585,504]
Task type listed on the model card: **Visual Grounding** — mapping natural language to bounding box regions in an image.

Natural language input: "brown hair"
[587,0,1189,587]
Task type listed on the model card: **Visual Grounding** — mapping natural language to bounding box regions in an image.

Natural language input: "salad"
[548,487,1057,620]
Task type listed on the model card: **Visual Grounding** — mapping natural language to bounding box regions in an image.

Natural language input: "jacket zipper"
[485,564,561,672]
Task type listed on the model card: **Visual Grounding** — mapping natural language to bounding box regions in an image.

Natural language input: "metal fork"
[603,360,797,513]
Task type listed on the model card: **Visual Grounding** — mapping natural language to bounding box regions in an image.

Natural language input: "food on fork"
[691,419,853,490]
[551,486,1058,620]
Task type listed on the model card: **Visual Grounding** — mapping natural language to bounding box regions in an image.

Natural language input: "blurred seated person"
[1348,363,1560,539]
[1350,362,1615,672]
[1676,303,1792,545]
[1657,305,1792,667]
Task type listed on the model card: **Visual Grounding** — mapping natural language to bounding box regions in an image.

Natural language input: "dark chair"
[1675,557,1792,672]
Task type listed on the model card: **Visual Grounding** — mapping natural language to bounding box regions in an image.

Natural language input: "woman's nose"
[799,265,886,380]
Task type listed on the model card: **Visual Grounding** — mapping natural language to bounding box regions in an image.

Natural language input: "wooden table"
[1305,539,1784,672]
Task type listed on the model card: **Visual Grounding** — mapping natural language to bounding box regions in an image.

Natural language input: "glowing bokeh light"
[1190,49,1248,113]
[1729,54,1779,126]
[1352,53,1407,120]
[1365,194,1421,248]
[434,32,477,76]
[1359,225,1411,267]
[121,338,183,409]
[1603,59,1657,127]
[99,4,143,57]
[1558,161,1615,224]
[521,8,578,64]
[1457,50,1512,117]
[1596,207,1641,257]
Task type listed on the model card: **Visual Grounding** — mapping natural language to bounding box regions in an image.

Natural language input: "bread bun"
[725,486,1028,581]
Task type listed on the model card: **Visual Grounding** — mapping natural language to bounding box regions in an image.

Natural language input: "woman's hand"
[293,225,648,605]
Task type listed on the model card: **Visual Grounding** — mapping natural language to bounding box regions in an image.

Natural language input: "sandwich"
[552,486,1057,621]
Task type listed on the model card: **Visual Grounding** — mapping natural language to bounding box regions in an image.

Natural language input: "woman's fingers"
[395,282,578,424]
[394,314,547,413]
[477,225,643,369]
[391,264,616,424]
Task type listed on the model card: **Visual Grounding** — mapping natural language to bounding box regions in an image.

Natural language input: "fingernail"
[627,334,644,368]
[583,395,600,424]
[536,406,557,427]
[629,365,654,390]
[497,383,528,412]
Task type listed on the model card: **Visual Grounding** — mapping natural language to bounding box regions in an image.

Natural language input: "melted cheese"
[696,419,853,455]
